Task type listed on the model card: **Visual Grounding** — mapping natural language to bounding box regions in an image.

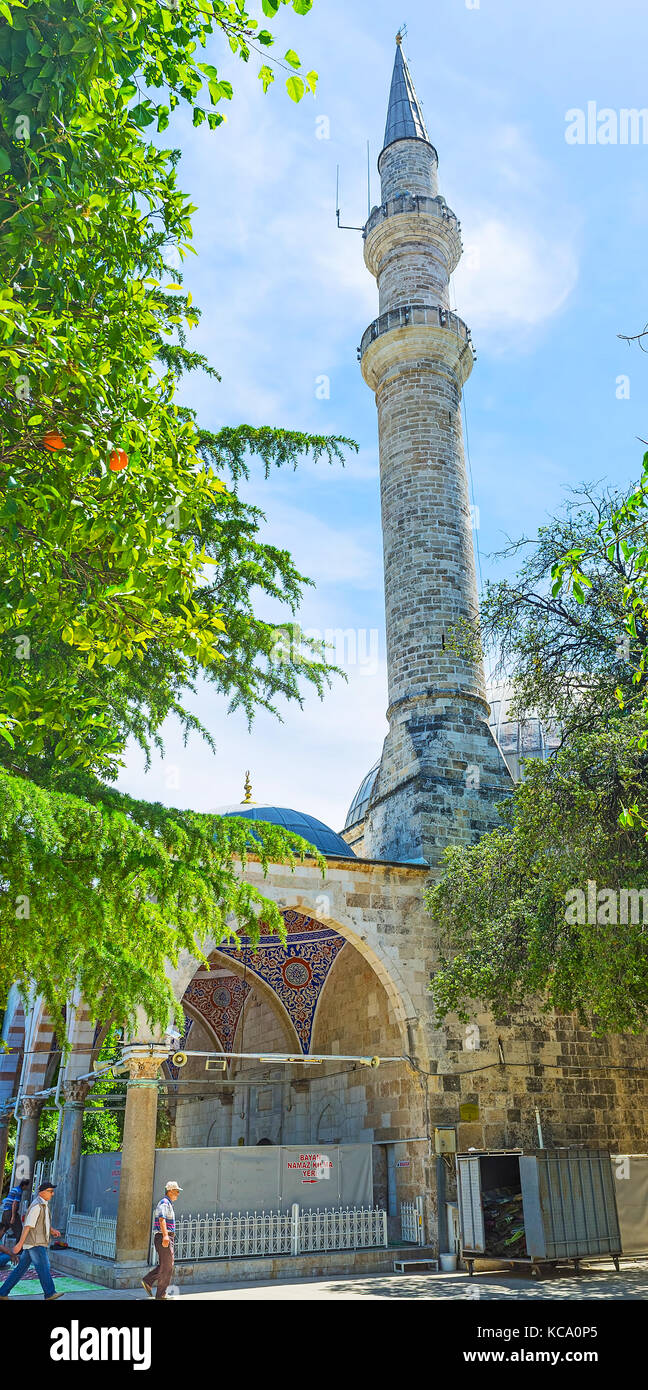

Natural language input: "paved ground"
[10,1260,648,1300]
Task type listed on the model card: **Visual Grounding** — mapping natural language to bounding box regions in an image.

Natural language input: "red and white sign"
[286,1152,333,1183]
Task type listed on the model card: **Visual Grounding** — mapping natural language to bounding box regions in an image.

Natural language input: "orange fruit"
[43,430,65,451]
[109,448,128,472]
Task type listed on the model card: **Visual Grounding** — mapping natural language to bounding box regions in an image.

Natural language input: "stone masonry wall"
[378,138,438,202]
[377,234,450,313]
[168,857,648,1249]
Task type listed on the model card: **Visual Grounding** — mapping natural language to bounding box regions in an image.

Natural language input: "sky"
[117,0,648,832]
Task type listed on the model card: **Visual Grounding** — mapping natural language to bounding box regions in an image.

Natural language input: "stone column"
[52,1080,90,1229]
[115,1046,168,1263]
[15,1096,43,1185]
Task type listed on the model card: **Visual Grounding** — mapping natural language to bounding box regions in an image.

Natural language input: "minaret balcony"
[363,194,463,277]
[358,302,475,389]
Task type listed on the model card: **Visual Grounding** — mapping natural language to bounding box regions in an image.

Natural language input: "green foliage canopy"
[0,0,350,1032]
[428,484,648,1033]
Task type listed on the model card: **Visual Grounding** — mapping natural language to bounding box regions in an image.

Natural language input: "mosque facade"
[2,39,647,1278]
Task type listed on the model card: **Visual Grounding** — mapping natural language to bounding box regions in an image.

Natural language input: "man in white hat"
[141,1180,182,1301]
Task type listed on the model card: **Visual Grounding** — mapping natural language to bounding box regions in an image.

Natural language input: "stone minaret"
[361,37,511,868]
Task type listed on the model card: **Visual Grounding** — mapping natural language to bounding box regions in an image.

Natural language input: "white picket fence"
[400,1196,425,1246]
[152,1205,387,1263]
[66,1205,117,1260]
[170,1209,293,1261]
[299,1204,386,1253]
[65,1203,387,1263]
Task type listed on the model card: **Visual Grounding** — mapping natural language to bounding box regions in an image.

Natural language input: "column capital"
[219,1088,235,1107]
[20,1095,44,1120]
[121,1044,169,1082]
[63,1078,91,1106]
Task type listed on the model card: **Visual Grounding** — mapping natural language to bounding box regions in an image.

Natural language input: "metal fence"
[359,302,473,361]
[151,1205,388,1263]
[364,192,459,238]
[65,1203,387,1264]
[299,1205,387,1253]
[171,1209,292,1261]
[401,1196,425,1246]
[66,1205,117,1260]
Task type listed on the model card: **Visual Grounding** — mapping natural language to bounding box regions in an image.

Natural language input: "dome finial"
[242,771,253,804]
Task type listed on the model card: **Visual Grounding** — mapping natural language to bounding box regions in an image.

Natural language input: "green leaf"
[262,0,281,14]
[284,49,301,69]
[0,149,11,174]
[258,64,275,93]
[286,74,305,102]
[305,69,317,95]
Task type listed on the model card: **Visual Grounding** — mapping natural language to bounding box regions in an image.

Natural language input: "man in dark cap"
[0,1182,63,1300]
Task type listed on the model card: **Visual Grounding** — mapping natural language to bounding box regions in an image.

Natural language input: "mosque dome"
[218,803,356,859]
[343,760,380,833]
[486,683,562,783]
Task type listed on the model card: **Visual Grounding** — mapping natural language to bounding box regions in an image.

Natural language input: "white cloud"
[454,216,579,345]
[248,498,380,590]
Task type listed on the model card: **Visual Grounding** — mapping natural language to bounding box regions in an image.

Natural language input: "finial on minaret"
[241,771,253,804]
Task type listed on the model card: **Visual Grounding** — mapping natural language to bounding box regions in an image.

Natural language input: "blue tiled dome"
[218,804,356,859]
[344,760,380,831]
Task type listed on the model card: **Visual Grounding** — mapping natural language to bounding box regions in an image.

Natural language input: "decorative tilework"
[183,974,250,1053]
[212,910,346,1055]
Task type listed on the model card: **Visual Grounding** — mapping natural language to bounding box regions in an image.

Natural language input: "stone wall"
[167,855,648,1250]
[378,137,438,202]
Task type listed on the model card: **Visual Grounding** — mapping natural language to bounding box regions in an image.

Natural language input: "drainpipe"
[50,992,79,1182]
[386,1145,397,1218]
[10,990,38,1185]
[50,1065,65,1182]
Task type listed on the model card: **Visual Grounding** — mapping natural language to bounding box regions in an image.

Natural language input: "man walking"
[0,1179,29,1243]
[142,1180,181,1301]
[0,1181,62,1301]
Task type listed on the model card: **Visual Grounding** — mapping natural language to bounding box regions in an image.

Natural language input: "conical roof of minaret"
[382,37,429,150]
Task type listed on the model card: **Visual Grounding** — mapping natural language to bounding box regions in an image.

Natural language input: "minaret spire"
[383,34,429,150]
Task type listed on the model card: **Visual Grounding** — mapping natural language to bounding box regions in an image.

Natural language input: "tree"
[0,1,351,1032]
[427,483,648,1033]
[0,0,335,768]
[553,455,648,833]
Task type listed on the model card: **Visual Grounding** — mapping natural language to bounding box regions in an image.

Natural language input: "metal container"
[457,1149,621,1269]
